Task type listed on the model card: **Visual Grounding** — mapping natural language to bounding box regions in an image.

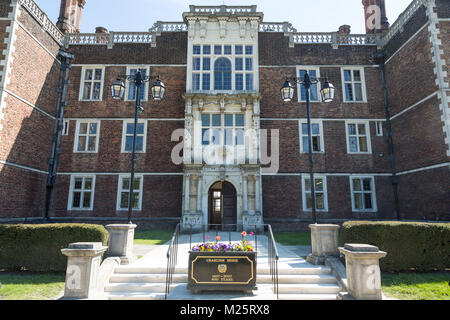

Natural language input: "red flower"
[216,236,221,241]
[241,231,247,237]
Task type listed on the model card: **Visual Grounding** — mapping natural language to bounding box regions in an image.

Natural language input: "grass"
[0,272,65,300]
[134,230,174,245]
[274,232,311,246]
[381,272,450,300]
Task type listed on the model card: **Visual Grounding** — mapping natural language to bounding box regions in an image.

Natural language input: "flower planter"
[187,251,257,293]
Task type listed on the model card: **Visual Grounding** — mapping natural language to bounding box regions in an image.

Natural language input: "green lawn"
[134,230,174,245]
[274,232,311,246]
[0,272,65,300]
[382,272,450,300]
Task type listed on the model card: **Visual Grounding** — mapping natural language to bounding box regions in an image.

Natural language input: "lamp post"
[111,70,166,224]
[281,72,335,224]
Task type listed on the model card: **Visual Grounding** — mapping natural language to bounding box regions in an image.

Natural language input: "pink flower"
[206,236,210,240]
[250,232,254,236]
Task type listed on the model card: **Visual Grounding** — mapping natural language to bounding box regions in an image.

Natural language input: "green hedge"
[0,224,109,272]
[341,221,450,272]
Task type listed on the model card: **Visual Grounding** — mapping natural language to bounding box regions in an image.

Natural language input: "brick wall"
[51,174,182,219]
[0,2,61,218]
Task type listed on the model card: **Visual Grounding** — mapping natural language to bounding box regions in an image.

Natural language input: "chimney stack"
[95,27,108,34]
[362,0,389,34]
[57,0,86,33]
[338,25,351,35]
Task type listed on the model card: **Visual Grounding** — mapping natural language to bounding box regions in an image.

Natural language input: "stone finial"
[338,25,351,34]
[95,26,108,34]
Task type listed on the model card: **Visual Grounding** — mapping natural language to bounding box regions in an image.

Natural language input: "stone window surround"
[189,44,255,92]
[120,119,148,154]
[67,175,96,211]
[301,174,329,212]
[345,120,372,154]
[73,120,101,153]
[116,174,144,211]
[78,66,105,101]
[349,175,378,213]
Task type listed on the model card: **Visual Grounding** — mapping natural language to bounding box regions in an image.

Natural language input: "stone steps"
[105,264,340,300]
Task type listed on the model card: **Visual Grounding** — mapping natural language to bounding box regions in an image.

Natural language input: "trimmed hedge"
[341,221,450,272]
[0,224,109,272]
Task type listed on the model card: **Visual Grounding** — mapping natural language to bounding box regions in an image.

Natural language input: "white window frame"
[299,120,325,154]
[124,66,150,102]
[201,113,245,146]
[121,120,148,153]
[345,120,372,154]
[189,44,256,93]
[376,121,384,137]
[296,66,322,103]
[341,67,367,103]
[62,120,69,136]
[116,174,144,211]
[73,120,100,153]
[68,175,96,211]
[349,176,377,212]
[79,66,105,101]
[301,175,328,212]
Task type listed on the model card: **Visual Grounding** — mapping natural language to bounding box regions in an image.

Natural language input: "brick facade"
[0,0,448,227]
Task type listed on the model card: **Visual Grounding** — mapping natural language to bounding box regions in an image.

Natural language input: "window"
[350,176,377,212]
[190,44,255,92]
[342,68,366,102]
[117,175,143,211]
[202,113,245,146]
[62,120,69,136]
[376,121,383,136]
[297,68,320,102]
[121,120,147,153]
[302,175,328,212]
[68,176,95,210]
[346,121,371,154]
[74,121,100,153]
[300,121,324,153]
[235,45,254,91]
[80,67,104,101]
[126,67,149,101]
[214,58,232,90]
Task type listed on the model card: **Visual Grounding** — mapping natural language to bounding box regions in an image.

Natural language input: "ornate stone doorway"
[208,181,237,230]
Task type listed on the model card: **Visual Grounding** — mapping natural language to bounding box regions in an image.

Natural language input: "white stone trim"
[120,119,148,153]
[116,174,144,211]
[261,118,387,122]
[0,0,21,135]
[0,159,47,174]
[396,162,450,176]
[349,175,378,213]
[426,0,450,156]
[389,91,439,121]
[2,87,56,120]
[301,174,329,212]
[64,117,184,122]
[57,172,184,176]
[67,175,96,211]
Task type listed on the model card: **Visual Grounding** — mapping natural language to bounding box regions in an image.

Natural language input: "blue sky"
[35,0,413,34]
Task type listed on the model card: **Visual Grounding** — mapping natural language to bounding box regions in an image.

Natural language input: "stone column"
[339,244,387,300]
[307,224,340,265]
[254,175,261,212]
[61,242,108,299]
[105,224,137,265]
[243,175,248,212]
[197,175,202,212]
[184,174,191,213]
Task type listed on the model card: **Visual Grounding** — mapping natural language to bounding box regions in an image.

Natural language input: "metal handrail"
[165,223,181,300]
[266,224,279,299]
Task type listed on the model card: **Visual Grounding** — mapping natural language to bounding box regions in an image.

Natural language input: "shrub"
[341,221,450,272]
[0,223,109,272]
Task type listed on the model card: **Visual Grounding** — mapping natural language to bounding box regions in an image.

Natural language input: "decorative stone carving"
[186,98,192,115]
[218,18,227,39]
[241,98,247,111]
[199,18,208,39]
[250,19,259,38]
[187,18,196,40]
[198,99,204,111]
[238,18,247,38]
[220,98,226,111]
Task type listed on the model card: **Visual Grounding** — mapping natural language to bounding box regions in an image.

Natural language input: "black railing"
[165,223,181,300]
[266,224,279,299]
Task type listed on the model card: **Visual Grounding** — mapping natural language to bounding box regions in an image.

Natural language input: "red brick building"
[0,0,448,230]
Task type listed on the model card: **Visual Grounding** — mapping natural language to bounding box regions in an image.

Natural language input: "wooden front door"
[209,182,237,230]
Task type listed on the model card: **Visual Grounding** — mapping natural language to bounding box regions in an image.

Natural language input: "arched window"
[214,58,232,90]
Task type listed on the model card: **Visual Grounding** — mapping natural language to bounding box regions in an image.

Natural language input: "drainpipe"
[372,51,401,221]
[44,49,75,221]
